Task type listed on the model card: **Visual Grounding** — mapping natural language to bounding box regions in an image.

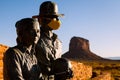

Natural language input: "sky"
[0,0,120,58]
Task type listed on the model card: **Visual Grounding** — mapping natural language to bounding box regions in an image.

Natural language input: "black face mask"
[51,58,74,80]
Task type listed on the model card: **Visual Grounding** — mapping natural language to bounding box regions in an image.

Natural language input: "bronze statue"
[3,18,42,80]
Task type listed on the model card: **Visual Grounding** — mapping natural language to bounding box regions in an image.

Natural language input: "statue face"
[23,21,40,45]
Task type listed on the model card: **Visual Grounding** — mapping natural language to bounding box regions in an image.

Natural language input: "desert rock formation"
[0,44,8,79]
[62,36,104,60]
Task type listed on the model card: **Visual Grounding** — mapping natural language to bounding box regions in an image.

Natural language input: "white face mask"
[48,19,61,30]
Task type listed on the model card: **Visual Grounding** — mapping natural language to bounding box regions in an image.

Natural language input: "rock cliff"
[62,36,104,60]
[0,44,8,79]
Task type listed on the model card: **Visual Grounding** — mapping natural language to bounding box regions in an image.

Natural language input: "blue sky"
[0,0,120,57]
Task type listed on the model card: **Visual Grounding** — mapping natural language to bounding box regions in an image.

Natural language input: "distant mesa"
[62,36,105,60]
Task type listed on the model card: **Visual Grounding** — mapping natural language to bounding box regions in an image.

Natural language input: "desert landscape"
[0,36,120,80]
[62,37,120,80]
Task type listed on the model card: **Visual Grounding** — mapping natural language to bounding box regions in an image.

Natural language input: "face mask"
[48,19,61,30]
